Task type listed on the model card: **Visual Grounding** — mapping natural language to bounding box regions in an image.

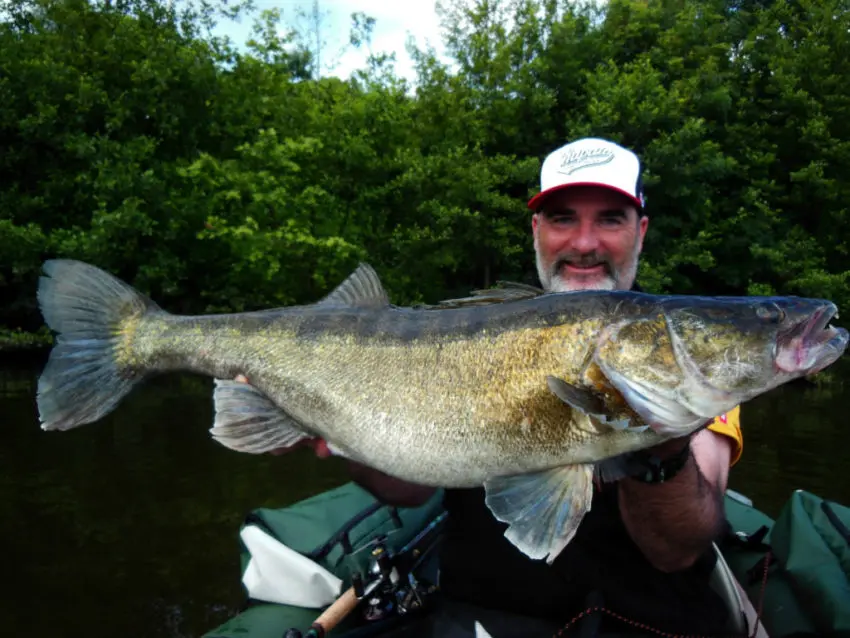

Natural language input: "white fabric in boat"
[240,524,344,608]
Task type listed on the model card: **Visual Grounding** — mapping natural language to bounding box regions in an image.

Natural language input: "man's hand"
[268,438,333,457]
[618,427,733,572]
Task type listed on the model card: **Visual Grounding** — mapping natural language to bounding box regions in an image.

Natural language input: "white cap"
[527,137,646,211]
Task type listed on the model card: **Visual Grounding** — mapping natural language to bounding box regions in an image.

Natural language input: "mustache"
[551,252,613,275]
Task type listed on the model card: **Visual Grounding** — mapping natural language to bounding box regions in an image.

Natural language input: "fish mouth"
[776,303,849,374]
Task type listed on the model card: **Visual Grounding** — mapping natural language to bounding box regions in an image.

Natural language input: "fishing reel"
[284,510,446,638]
[353,534,439,623]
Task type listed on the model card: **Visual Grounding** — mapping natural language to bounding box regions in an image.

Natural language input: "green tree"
[3,0,850,345]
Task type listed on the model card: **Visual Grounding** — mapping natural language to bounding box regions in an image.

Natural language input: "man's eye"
[600,216,624,226]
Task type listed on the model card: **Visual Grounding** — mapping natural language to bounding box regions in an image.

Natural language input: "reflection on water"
[1,352,849,637]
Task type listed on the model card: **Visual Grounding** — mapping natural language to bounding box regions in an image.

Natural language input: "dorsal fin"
[318,263,390,308]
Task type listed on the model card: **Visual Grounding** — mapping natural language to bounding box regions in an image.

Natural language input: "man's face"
[531,186,649,292]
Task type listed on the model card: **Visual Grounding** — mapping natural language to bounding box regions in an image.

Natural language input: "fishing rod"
[284,508,449,638]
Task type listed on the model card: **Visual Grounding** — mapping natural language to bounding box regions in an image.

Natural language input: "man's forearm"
[347,460,438,508]
[617,429,732,572]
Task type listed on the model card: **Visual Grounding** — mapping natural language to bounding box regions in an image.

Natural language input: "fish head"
[667,296,848,385]
[592,295,848,435]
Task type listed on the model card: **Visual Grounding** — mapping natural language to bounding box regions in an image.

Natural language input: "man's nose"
[570,221,600,253]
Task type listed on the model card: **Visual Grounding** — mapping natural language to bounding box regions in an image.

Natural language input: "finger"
[314,439,332,458]
[234,374,249,383]
[268,438,317,456]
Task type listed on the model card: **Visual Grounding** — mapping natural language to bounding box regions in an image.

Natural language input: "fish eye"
[756,304,785,323]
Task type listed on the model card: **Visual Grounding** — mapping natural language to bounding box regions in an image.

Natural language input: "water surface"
[1,352,351,637]
[2,351,849,637]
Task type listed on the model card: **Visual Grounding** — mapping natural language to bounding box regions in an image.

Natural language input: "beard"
[535,238,640,293]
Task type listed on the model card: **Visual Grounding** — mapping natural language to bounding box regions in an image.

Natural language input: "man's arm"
[270,433,436,507]
[617,428,733,572]
[346,461,438,507]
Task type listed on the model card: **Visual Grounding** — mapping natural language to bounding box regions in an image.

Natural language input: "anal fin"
[210,379,312,454]
[483,464,594,565]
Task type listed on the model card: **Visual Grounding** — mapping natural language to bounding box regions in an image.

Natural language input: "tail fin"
[36,259,159,431]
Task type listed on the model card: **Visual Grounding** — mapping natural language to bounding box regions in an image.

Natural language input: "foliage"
[2,0,850,337]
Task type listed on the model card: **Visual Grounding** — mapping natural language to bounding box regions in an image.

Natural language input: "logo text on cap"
[557,147,615,175]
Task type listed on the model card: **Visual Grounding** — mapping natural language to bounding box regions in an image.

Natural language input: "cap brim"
[527,182,643,212]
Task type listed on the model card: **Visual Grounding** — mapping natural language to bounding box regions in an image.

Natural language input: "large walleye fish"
[35,259,847,563]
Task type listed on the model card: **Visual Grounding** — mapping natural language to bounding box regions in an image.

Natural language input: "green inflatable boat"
[203,483,850,638]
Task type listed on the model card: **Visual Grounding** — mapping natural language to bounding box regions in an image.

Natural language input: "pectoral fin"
[547,375,648,433]
[593,359,706,435]
[210,379,312,454]
[483,464,594,565]
[546,375,606,415]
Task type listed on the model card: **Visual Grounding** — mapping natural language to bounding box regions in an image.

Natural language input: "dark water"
[2,351,850,637]
[0,351,351,637]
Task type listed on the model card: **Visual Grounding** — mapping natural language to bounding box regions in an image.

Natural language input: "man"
[261,137,761,636]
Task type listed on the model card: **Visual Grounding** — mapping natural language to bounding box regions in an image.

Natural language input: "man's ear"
[637,214,649,251]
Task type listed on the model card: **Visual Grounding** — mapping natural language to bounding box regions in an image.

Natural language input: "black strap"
[629,439,691,484]
[821,501,850,546]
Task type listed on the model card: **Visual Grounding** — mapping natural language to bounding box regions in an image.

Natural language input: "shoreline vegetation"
[0,327,52,352]
[3,0,850,350]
